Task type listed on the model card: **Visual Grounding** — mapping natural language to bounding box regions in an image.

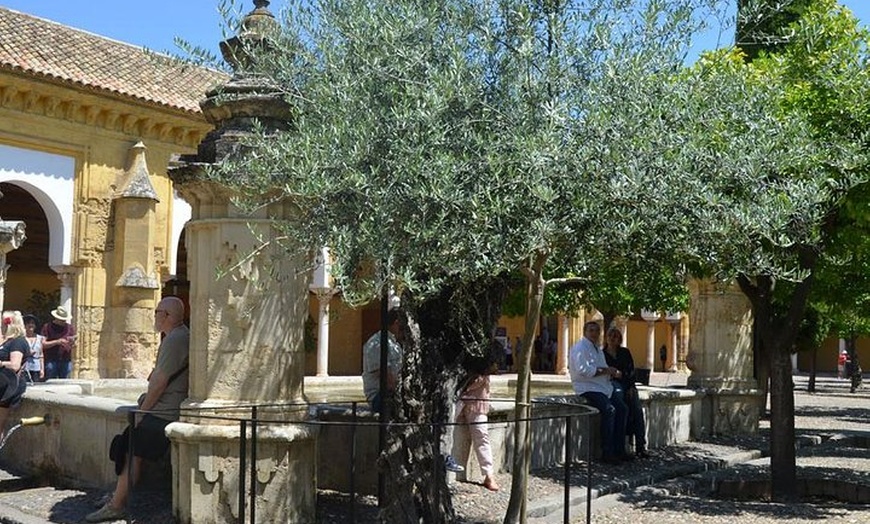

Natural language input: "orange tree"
[679,0,870,500]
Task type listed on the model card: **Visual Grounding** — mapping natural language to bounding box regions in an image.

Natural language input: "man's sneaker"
[444,454,465,473]
[85,502,126,523]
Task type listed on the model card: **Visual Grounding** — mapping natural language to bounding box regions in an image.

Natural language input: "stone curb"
[526,431,846,523]
[526,450,766,522]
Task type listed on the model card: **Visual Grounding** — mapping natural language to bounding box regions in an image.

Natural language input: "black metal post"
[126,410,135,524]
[378,283,389,507]
[564,415,571,524]
[586,414,592,524]
[350,402,358,524]
[250,406,258,524]
[239,419,247,524]
[433,418,441,515]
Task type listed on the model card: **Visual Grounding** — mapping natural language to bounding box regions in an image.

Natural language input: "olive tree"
[206,0,735,520]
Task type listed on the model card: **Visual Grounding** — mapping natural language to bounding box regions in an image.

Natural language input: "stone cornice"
[0,73,212,149]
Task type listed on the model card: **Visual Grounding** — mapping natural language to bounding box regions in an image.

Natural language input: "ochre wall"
[4,273,58,314]
[797,336,870,373]
[0,74,211,378]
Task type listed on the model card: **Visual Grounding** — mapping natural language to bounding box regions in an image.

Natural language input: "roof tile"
[0,7,229,113]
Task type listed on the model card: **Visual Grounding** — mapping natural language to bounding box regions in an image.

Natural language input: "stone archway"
[0,181,57,315]
[163,227,190,324]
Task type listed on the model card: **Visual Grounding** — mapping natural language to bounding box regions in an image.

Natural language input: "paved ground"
[557,372,870,524]
[0,372,865,523]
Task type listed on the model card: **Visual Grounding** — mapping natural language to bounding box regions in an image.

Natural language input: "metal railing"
[121,396,596,524]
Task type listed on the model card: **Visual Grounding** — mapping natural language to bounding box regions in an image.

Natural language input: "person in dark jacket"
[0,311,29,442]
[40,306,75,379]
[603,327,648,458]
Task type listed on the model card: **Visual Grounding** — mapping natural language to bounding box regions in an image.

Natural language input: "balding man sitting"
[86,296,190,522]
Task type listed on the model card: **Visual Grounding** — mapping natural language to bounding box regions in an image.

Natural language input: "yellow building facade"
[0,6,226,378]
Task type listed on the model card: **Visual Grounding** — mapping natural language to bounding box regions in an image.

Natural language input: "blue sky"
[1,0,869,62]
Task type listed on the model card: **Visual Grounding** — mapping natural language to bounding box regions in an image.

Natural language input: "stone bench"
[4,381,705,497]
[6,382,171,490]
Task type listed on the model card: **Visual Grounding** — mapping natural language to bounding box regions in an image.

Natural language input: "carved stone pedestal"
[686,279,763,436]
[168,422,317,524]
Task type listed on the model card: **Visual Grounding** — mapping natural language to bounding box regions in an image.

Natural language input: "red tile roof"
[0,6,229,113]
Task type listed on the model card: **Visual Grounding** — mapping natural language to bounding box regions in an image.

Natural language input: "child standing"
[23,315,44,383]
[457,367,499,491]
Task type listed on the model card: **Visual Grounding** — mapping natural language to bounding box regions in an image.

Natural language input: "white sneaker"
[444,454,465,473]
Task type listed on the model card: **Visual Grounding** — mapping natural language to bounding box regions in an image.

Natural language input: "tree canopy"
[203,0,870,515]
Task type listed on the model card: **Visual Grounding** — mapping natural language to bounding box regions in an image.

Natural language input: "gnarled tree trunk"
[380,278,510,523]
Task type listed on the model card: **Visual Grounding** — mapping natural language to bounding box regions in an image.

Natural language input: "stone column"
[669,322,679,371]
[0,221,26,312]
[665,312,682,372]
[640,310,659,370]
[686,279,762,436]
[50,264,88,375]
[555,314,569,375]
[310,247,335,377]
[612,315,629,340]
[312,290,337,377]
[53,266,77,314]
[166,3,316,522]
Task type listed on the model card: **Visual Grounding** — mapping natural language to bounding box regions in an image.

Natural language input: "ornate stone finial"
[0,221,26,254]
[219,0,279,71]
[116,141,159,201]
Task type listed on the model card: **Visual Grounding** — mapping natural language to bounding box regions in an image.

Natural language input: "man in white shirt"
[362,309,403,412]
[568,321,629,463]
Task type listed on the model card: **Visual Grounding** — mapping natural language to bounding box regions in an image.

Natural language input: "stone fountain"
[167,1,315,522]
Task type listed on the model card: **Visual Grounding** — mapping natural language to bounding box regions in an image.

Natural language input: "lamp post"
[640,309,659,371]
[309,247,336,377]
[665,311,682,372]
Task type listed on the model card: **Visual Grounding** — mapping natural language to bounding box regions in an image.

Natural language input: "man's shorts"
[109,414,172,475]
[132,414,172,461]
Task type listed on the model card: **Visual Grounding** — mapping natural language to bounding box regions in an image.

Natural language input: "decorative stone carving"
[115,142,160,201]
[0,220,26,312]
[115,264,160,289]
[0,220,26,254]
[166,2,316,522]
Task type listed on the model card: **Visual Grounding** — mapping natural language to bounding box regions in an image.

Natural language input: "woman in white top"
[23,314,44,382]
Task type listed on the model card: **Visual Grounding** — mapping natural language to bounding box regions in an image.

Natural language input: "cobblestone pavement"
[0,372,865,523]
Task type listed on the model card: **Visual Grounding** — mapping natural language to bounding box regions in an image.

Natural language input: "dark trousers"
[581,390,628,458]
[612,384,646,450]
[45,359,72,379]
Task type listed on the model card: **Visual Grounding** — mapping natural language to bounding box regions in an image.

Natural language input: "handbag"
[108,363,189,475]
[0,367,22,405]
[109,425,132,475]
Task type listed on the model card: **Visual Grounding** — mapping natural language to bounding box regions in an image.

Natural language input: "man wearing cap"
[41,306,76,379]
